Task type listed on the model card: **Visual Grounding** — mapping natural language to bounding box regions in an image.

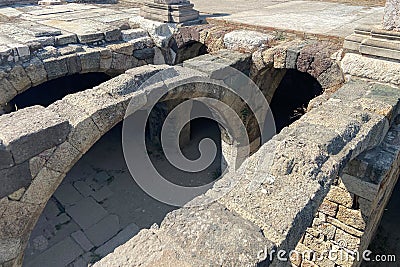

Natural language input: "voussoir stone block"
[21,167,64,205]
[0,162,31,199]
[0,105,71,164]
[0,73,17,106]
[23,57,47,86]
[48,100,102,154]
[43,56,68,80]
[7,65,31,93]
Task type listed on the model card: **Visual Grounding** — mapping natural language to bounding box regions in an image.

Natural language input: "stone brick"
[26,237,83,267]
[48,100,102,154]
[8,188,25,201]
[133,47,155,60]
[318,199,338,217]
[55,34,78,46]
[54,184,83,207]
[0,141,14,170]
[71,230,94,252]
[66,197,107,229]
[21,167,63,205]
[65,54,82,75]
[0,75,17,106]
[7,65,31,93]
[325,186,353,208]
[334,228,360,251]
[23,57,47,86]
[84,215,120,247]
[326,217,363,237]
[43,57,68,80]
[94,222,139,257]
[45,141,81,174]
[79,50,100,73]
[383,0,400,31]
[0,162,31,199]
[336,206,366,231]
[160,202,275,266]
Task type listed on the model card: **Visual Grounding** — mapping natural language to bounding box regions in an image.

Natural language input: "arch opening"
[269,69,323,133]
[24,99,223,266]
[6,73,112,114]
[173,41,208,65]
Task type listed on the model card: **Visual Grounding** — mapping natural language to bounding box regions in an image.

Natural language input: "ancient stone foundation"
[140,0,200,23]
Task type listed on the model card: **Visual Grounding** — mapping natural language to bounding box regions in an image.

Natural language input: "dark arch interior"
[145,99,223,187]
[9,73,111,112]
[25,99,223,266]
[174,41,208,64]
[269,69,323,133]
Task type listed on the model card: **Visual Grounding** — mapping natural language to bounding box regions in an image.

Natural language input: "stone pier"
[383,0,400,31]
[140,0,199,23]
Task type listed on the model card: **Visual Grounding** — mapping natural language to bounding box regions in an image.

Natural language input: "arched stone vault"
[0,41,346,266]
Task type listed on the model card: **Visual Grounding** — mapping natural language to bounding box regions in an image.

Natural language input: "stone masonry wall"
[292,117,400,267]
[0,50,257,266]
[94,70,400,266]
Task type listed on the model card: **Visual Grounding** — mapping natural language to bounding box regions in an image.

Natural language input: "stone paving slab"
[191,0,384,38]
[25,237,83,267]
[66,197,108,229]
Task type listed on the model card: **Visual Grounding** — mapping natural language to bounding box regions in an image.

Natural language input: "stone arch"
[0,62,257,266]
[0,43,156,111]
[250,40,345,103]
[169,27,208,65]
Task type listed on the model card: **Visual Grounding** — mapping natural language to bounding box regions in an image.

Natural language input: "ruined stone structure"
[0,1,400,267]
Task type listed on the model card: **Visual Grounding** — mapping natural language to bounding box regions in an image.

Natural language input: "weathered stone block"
[7,65,31,93]
[133,47,155,60]
[94,222,139,257]
[0,162,31,199]
[336,206,366,230]
[383,0,400,31]
[325,186,353,208]
[66,197,107,229]
[318,199,338,217]
[104,28,121,42]
[45,141,81,173]
[0,141,13,170]
[78,50,100,73]
[48,100,102,154]
[23,57,47,86]
[0,75,17,106]
[160,202,275,266]
[0,106,71,164]
[20,167,63,205]
[43,57,68,80]
[84,215,120,247]
[55,34,78,46]
[65,54,82,75]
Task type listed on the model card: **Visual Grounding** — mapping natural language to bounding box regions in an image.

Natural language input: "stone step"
[121,29,148,42]
[128,36,154,50]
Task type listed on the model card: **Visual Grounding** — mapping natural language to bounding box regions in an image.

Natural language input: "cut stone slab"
[71,230,94,252]
[224,30,274,51]
[0,162,31,199]
[66,197,108,229]
[84,214,120,247]
[25,237,83,267]
[94,222,140,257]
[54,183,83,207]
[38,0,64,6]
[92,186,113,202]
[73,181,93,197]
